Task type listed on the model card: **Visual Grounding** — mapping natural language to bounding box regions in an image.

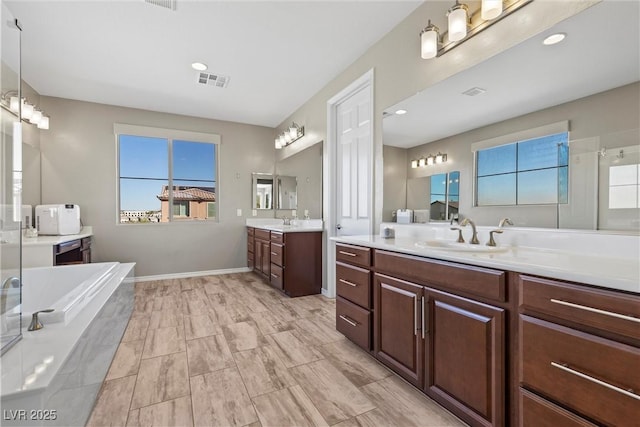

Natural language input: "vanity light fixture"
[275,122,305,149]
[410,152,448,168]
[420,0,532,59]
[0,91,51,130]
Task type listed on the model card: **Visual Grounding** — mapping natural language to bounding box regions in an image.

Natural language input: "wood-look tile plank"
[105,339,144,380]
[190,367,258,427]
[141,326,186,359]
[361,375,466,426]
[184,313,222,340]
[130,352,190,409]
[252,385,329,427]
[148,309,184,330]
[121,316,150,343]
[319,339,392,387]
[293,316,345,346]
[291,359,375,425]
[86,375,136,427]
[268,302,303,323]
[266,330,324,368]
[250,310,294,336]
[233,345,296,397]
[186,335,235,376]
[222,320,268,353]
[126,395,193,427]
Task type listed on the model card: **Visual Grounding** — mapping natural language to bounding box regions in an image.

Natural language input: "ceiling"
[5,0,422,127]
[383,0,640,148]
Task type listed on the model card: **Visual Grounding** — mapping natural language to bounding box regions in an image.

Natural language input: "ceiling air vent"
[197,72,230,88]
[144,0,176,11]
[462,87,487,97]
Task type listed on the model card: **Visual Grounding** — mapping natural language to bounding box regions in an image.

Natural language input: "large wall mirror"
[275,142,322,218]
[382,1,639,231]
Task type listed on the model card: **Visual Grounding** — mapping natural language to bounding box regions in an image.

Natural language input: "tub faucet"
[460,218,479,244]
[498,218,513,228]
[28,309,55,331]
[1,276,20,314]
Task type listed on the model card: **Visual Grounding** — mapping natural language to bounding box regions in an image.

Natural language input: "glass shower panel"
[1,5,23,355]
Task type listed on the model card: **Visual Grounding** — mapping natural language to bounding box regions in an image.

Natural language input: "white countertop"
[22,226,93,247]
[246,219,323,233]
[332,234,640,294]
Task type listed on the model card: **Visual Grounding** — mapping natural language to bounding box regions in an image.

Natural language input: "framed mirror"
[252,173,273,210]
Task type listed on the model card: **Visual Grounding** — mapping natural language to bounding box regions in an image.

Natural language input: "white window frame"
[114,123,221,225]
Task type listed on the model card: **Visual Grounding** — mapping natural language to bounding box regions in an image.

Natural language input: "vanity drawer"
[270,243,284,266]
[255,228,270,241]
[270,263,283,290]
[374,250,506,302]
[271,231,284,243]
[336,243,371,268]
[519,275,640,341]
[519,388,596,427]
[520,315,640,426]
[336,262,371,309]
[336,296,371,351]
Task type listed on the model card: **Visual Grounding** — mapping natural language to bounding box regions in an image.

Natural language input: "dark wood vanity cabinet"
[518,274,640,427]
[248,227,322,297]
[54,236,92,265]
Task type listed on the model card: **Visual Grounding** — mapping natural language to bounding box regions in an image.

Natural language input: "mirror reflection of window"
[429,171,460,221]
[609,164,640,209]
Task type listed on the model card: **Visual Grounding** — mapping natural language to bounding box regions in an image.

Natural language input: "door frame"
[323,68,374,298]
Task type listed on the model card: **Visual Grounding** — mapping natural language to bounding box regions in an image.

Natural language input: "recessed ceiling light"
[543,33,566,46]
[191,62,208,71]
[395,109,407,115]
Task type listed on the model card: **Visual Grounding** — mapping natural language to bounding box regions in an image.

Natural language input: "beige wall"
[39,96,275,276]
[404,82,640,228]
[382,145,407,221]
[275,0,597,231]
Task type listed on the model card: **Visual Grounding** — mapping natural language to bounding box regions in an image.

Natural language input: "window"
[609,164,640,209]
[475,132,569,206]
[116,124,219,224]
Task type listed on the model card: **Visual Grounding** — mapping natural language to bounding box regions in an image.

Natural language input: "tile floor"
[87,273,465,427]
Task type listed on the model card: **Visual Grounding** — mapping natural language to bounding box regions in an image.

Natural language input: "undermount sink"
[415,240,509,253]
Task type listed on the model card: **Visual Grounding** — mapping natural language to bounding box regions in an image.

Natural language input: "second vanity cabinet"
[247,227,322,297]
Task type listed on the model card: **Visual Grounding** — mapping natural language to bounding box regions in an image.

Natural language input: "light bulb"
[427,155,435,166]
[37,116,49,130]
[289,126,298,139]
[21,102,34,120]
[481,0,502,20]
[420,21,439,59]
[447,2,468,42]
[30,109,43,124]
[9,96,20,113]
[418,158,426,167]
[411,159,418,169]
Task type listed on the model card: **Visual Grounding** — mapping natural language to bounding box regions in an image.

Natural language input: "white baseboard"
[134,267,252,282]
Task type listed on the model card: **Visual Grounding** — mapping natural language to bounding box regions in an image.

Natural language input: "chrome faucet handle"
[487,229,504,247]
[450,227,465,243]
[28,309,54,331]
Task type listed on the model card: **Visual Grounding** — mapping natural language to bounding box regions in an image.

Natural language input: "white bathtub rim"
[0,262,135,400]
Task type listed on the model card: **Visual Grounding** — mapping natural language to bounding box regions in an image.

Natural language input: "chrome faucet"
[1,276,20,315]
[460,218,479,244]
[498,218,514,228]
[282,216,291,225]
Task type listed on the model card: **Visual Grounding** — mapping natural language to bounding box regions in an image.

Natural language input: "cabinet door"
[374,273,424,387]
[425,287,505,427]
[254,239,262,273]
[260,240,270,277]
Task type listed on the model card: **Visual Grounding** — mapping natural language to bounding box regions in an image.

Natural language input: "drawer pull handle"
[551,362,640,401]
[339,315,358,327]
[414,296,418,336]
[339,251,357,257]
[550,299,640,323]
[271,252,278,256]
[271,273,279,279]
[339,279,358,287]
[421,296,426,339]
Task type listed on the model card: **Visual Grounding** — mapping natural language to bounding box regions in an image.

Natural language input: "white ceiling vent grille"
[197,72,230,88]
[462,87,487,97]
[144,0,176,11]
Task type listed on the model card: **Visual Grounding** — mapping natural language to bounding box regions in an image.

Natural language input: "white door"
[335,85,372,236]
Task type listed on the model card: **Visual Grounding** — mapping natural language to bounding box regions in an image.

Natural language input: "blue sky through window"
[119,135,216,212]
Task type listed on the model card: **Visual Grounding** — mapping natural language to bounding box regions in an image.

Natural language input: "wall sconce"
[1,91,50,130]
[411,152,448,168]
[275,122,304,149]
[420,0,532,59]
